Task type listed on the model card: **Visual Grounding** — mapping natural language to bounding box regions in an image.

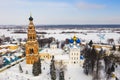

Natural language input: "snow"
[70,44,80,49]
[65,64,92,80]
[44,32,120,44]
[14,52,23,57]
[0,29,27,40]
[0,29,120,44]
[39,48,64,55]
[11,56,16,60]
[98,60,106,80]
[0,28,120,80]
[3,56,11,61]
[0,48,9,53]
[115,64,120,79]
[0,60,92,80]
[54,54,69,60]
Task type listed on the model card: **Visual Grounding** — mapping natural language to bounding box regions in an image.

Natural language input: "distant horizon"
[0,24,120,26]
[0,24,120,29]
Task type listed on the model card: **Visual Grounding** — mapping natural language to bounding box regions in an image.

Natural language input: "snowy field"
[0,29,120,44]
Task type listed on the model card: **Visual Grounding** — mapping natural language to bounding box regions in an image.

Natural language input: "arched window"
[74,61,76,64]
[30,37,32,39]
[30,48,34,54]
[29,27,32,29]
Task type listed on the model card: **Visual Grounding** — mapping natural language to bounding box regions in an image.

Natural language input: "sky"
[0,0,120,25]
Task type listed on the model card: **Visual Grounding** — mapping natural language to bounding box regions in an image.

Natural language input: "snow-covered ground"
[0,29,120,44]
[65,64,92,80]
[115,65,120,79]
[0,60,92,80]
[0,58,120,80]
[0,28,120,80]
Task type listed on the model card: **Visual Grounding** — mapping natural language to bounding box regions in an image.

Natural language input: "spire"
[29,13,33,21]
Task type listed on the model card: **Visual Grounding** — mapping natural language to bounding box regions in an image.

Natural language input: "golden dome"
[73,35,77,41]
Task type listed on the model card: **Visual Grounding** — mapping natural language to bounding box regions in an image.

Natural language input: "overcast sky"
[0,0,120,25]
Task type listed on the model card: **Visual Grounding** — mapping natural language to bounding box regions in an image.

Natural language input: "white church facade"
[54,35,84,65]
[69,47,80,64]
[68,35,82,64]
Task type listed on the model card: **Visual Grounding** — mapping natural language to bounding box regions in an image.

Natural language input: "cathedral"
[69,35,81,64]
[25,16,39,64]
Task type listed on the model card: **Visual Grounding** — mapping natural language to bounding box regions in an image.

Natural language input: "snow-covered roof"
[10,56,16,60]
[0,45,9,48]
[65,43,80,50]
[12,41,18,44]
[0,48,9,53]
[96,47,109,51]
[14,52,23,57]
[69,44,80,49]
[3,56,11,61]
[0,44,18,48]
[21,42,26,45]
[39,48,64,55]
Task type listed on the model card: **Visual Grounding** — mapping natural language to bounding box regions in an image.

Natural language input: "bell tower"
[25,15,39,64]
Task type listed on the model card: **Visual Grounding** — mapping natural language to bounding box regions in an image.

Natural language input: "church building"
[69,35,81,64]
[25,16,39,64]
